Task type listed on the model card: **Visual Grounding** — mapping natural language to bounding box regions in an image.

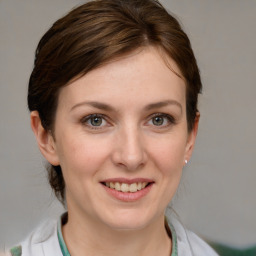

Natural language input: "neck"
[62,210,172,256]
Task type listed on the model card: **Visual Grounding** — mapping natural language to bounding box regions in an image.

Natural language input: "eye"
[152,116,165,126]
[90,116,103,126]
[81,114,108,129]
[147,113,175,127]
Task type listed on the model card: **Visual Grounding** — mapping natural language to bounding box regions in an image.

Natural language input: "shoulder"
[168,216,219,256]
[185,229,219,256]
[10,219,62,256]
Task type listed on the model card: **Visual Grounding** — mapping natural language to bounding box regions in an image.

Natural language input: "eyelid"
[80,112,176,130]
[146,113,176,127]
[81,113,110,129]
[150,112,175,121]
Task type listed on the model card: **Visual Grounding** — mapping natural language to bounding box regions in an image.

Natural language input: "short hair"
[28,0,202,204]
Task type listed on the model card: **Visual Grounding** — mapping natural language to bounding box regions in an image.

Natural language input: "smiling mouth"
[102,182,151,193]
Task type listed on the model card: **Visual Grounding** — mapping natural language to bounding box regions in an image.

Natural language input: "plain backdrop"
[0,0,255,249]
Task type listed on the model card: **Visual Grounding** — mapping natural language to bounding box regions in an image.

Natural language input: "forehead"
[58,47,186,109]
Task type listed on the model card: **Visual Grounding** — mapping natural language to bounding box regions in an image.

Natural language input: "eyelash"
[81,114,109,130]
[147,113,176,128]
[80,113,176,130]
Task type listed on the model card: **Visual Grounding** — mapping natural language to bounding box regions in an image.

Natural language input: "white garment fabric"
[170,217,219,256]
[17,216,219,256]
[19,219,62,256]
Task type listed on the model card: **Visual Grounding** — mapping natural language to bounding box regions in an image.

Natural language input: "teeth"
[104,182,149,193]
[121,183,129,192]
[129,183,137,192]
[142,182,147,189]
[115,182,121,191]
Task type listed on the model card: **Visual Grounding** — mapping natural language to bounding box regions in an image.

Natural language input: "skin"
[31,46,199,256]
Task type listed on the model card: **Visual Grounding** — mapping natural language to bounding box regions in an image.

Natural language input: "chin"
[99,208,160,231]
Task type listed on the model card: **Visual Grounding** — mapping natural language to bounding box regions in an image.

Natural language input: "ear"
[30,111,60,166]
[184,112,200,164]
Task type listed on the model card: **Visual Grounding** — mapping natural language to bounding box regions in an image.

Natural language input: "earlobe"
[30,111,60,166]
[184,112,200,163]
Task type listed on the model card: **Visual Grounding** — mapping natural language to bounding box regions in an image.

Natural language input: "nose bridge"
[112,122,146,171]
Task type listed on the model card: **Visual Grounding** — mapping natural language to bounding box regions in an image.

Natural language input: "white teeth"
[115,182,121,191]
[129,183,137,192]
[121,183,129,192]
[105,182,149,193]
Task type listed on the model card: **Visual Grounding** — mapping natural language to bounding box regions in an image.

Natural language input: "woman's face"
[40,47,198,230]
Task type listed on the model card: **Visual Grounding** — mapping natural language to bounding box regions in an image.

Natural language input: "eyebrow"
[70,101,115,112]
[144,100,182,112]
[70,99,182,112]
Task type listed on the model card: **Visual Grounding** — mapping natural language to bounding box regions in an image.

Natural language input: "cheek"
[152,137,187,201]
[57,136,110,177]
[148,135,187,174]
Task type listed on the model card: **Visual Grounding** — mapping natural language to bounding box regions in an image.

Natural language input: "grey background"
[0,0,255,249]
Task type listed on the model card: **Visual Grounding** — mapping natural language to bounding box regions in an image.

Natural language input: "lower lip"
[102,183,153,202]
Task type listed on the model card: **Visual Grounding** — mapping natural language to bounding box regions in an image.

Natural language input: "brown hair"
[28,0,202,204]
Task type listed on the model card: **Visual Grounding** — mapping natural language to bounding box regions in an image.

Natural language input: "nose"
[111,125,147,171]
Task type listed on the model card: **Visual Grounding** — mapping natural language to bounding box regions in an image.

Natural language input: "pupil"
[153,116,163,126]
[91,117,102,126]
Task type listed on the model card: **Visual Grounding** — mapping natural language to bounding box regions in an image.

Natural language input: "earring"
[185,160,188,164]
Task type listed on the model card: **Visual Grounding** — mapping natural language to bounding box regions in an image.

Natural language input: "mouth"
[101,181,152,193]
[100,179,154,202]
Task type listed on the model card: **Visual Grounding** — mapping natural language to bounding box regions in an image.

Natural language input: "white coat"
[11,214,219,256]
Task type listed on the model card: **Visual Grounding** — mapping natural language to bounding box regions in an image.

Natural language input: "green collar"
[57,213,178,256]
[168,220,178,256]
[57,213,71,256]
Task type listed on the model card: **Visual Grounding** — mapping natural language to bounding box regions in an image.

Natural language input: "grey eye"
[90,116,103,126]
[81,114,108,129]
[152,116,164,126]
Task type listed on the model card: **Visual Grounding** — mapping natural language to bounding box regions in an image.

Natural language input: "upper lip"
[101,178,154,184]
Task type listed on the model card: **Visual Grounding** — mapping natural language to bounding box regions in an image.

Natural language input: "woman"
[11,0,218,255]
